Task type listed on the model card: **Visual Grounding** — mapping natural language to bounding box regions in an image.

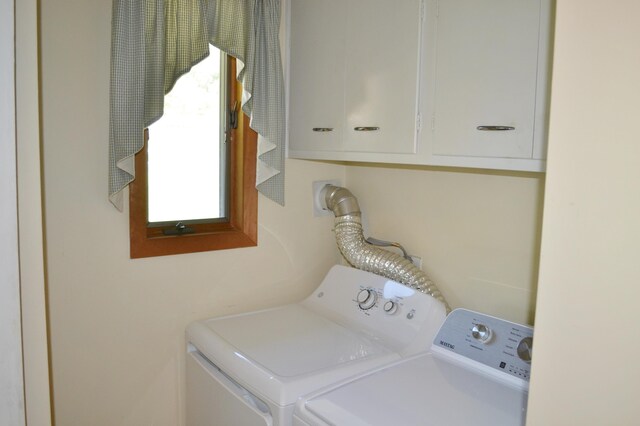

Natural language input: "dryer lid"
[187,304,399,405]
[198,304,391,377]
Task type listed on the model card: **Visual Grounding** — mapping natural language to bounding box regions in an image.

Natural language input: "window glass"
[147,47,226,223]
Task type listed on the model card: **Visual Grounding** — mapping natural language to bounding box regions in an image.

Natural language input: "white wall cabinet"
[427,0,551,170]
[288,0,553,172]
[289,0,423,155]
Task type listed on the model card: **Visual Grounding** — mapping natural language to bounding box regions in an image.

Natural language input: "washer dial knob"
[471,324,493,343]
[356,289,378,310]
[517,337,533,363]
[383,300,398,315]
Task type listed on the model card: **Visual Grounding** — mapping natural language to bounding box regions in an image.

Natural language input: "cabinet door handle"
[354,126,380,131]
[476,125,515,131]
[312,127,334,132]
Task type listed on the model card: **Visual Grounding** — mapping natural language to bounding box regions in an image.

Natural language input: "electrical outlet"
[312,180,341,217]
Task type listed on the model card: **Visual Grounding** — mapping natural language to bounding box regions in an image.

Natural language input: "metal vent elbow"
[322,185,450,312]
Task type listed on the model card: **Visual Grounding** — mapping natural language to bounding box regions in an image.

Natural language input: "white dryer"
[293,309,533,426]
[185,265,447,426]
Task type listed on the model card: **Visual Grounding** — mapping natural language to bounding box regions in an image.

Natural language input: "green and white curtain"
[109,0,285,210]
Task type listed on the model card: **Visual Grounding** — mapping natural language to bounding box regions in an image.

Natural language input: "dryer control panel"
[301,265,447,356]
[432,309,533,388]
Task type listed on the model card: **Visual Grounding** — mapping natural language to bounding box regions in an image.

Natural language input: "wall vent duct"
[322,185,450,312]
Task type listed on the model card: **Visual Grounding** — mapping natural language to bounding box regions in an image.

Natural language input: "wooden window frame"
[129,58,257,258]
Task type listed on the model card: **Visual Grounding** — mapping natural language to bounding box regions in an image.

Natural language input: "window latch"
[229,101,239,130]
[162,222,195,236]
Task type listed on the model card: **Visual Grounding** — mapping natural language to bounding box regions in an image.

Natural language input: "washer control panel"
[433,309,533,384]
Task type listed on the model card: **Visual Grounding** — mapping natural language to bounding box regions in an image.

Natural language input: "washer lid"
[297,353,528,426]
[187,304,398,405]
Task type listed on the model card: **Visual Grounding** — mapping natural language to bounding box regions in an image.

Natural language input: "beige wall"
[40,1,343,424]
[345,165,543,325]
[1,0,25,423]
[527,1,640,424]
[16,0,52,424]
[41,0,543,425]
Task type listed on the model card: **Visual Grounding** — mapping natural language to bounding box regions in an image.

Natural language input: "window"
[148,50,227,223]
[129,51,257,259]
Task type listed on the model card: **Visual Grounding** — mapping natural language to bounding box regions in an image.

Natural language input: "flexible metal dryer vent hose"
[322,185,450,313]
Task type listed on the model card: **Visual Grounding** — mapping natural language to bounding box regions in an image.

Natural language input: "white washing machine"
[293,309,533,426]
[185,265,447,426]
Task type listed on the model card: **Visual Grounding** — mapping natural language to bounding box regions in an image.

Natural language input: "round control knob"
[471,324,493,343]
[356,289,377,310]
[517,337,533,363]
[383,300,398,315]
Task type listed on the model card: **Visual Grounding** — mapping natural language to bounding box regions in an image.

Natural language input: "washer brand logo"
[440,340,455,349]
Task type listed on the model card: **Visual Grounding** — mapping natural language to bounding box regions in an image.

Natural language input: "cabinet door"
[344,0,423,154]
[289,0,346,152]
[433,0,542,159]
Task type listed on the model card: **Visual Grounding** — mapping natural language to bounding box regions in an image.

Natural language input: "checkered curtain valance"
[109,0,285,210]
